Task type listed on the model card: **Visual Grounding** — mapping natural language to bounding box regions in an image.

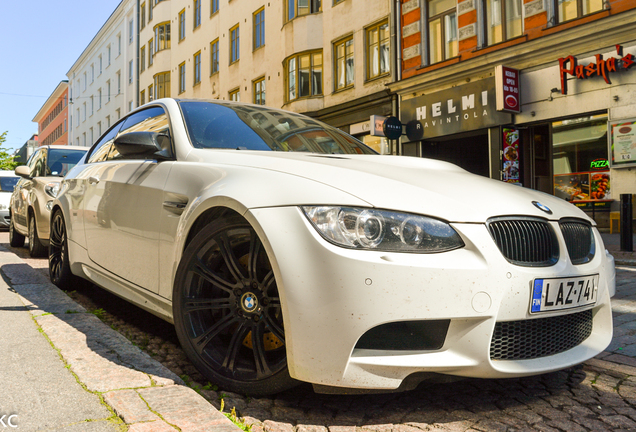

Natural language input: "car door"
[82,106,174,292]
[12,148,46,234]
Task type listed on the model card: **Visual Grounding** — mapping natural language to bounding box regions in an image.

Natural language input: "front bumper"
[0,209,10,228]
[249,207,613,390]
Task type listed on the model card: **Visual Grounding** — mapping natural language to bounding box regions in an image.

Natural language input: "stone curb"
[0,247,241,432]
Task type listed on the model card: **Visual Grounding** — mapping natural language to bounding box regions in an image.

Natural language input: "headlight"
[301,206,464,253]
[45,182,61,198]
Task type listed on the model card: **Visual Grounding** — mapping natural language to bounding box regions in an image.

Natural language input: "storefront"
[515,43,636,226]
[399,77,512,178]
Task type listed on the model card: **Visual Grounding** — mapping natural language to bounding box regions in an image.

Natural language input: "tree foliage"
[0,132,19,171]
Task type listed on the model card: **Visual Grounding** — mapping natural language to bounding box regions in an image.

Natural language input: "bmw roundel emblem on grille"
[532,201,552,214]
[241,293,258,312]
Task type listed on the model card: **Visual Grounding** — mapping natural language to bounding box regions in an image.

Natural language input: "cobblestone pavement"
[2,231,636,432]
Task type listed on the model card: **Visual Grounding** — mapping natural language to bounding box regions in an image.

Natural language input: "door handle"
[88,176,100,185]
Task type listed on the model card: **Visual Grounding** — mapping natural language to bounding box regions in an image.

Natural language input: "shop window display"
[552,115,611,209]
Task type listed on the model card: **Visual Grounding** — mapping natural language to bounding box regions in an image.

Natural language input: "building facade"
[138,0,395,153]
[392,0,636,225]
[67,0,138,148]
[32,81,69,147]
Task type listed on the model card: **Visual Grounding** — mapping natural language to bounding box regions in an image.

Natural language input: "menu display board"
[554,171,611,203]
[609,118,636,168]
[503,128,520,184]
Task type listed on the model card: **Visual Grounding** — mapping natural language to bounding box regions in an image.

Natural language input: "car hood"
[188,150,591,224]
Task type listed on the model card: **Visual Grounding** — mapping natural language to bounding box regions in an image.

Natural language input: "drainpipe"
[391,0,402,155]
[136,0,140,108]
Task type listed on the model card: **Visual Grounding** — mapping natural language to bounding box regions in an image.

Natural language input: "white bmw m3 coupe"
[49,99,615,395]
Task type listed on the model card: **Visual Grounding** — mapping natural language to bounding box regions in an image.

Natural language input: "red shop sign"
[495,65,521,113]
[558,45,635,95]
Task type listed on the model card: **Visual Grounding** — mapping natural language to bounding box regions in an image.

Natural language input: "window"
[427,0,457,64]
[155,22,171,52]
[179,62,186,94]
[253,77,265,105]
[149,84,154,101]
[149,0,153,20]
[484,0,523,45]
[210,39,219,74]
[106,115,111,128]
[211,0,219,14]
[366,21,390,78]
[154,72,170,99]
[83,102,87,122]
[141,3,146,29]
[83,72,87,91]
[230,25,240,63]
[90,96,94,116]
[286,0,321,21]
[97,121,101,136]
[90,127,94,145]
[99,55,103,74]
[334,36,354,90]
[286,51,323,101]
[141,46,146,72]
[554,0,603,22]
[118,34,122,55]
[140,90,146,105]
[149,39,154,66]
[129,101,133,112]
[334,0,345,4]
[91,64,94,82]
[129,19,134,44]
[194,0,201,28]
[117,71,121,94]
[194,51,201,85]
[254,8,265,49]
[229,88,240,101]
[98,88,102,109]
[129,60,134,84]
[179,9,186,41]
[107,80,111,102]
[116,108,121,120]
[108,45,111,65]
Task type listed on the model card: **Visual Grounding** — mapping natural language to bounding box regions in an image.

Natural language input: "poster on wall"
[609,118,636,168]
[502,128,520,184]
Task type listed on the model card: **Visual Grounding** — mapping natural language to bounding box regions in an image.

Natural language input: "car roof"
[41,145,91,151]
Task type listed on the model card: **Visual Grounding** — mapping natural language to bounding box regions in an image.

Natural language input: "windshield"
[47,149,87,177]
[179,101,376,155]
[0,176,18,192]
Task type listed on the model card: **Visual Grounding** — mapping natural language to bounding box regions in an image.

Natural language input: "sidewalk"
[0,246,240,432]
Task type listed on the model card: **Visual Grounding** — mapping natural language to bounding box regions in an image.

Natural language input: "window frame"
[286,0,322,22]
[285,50,323,102]
[179,62,186,94]
[334,35,354,91]
[253,76,266,105]
[482,0,523,46]
[210,39,220,75]
[140,3,146,29]
[426,2,458,65]
[193,51,202,85]
[253,7,265,50]
[179,9,186,41]
[154,21,171,53]
[553,0,604,23]
[230,24,240,64]
[154,71,171,99]
[211,0,219,15]
[140,46,146,72]
[194,0,202,29]
[365,20,390,80]
[229,88,240,101]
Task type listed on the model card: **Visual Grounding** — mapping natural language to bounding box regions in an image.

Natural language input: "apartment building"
[392,0,636,225]
[32,81,69,147]
[139,0,395,153]
[67,1,138,147]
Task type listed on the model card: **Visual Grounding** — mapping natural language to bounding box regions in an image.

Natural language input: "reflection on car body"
[49,99,615,396]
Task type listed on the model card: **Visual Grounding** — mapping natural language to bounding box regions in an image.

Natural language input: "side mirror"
[113,131,171,160]
[15,165,31,179]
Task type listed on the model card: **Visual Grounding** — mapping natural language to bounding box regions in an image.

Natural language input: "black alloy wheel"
[9,214,25,247]
[49,210,74,288]
[173,215,297,396]
[28,213,47,257]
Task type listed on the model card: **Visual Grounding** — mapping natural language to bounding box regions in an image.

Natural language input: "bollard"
[620,194,633,252]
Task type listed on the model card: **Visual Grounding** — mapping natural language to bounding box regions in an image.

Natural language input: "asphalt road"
[2,231,636,432]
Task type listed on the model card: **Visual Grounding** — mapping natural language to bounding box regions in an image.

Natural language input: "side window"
[87,123,122,163]
[110,106,170,160]
[32,149,48,177]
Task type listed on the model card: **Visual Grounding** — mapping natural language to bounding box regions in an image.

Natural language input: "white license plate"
[530,274,599,313]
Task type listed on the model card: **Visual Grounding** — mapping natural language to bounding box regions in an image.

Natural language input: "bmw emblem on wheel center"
[241,292,259,313]
[532,201,552,214]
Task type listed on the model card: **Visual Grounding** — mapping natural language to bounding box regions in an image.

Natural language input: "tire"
[28,213,47,258]
[173,215,298,396]
[49,210,75,288]
[9,214,25,247]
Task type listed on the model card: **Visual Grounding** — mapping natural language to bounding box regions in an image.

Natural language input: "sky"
[0,0,123,151]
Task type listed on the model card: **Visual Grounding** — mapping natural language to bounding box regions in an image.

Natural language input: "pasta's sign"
[558,45,634,95]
